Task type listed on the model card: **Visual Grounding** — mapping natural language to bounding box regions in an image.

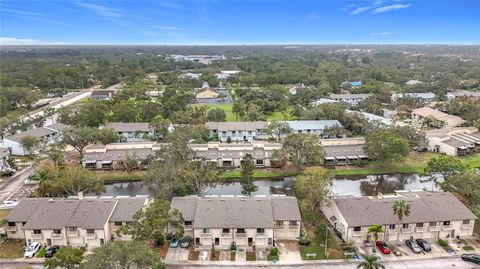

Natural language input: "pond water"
[97,173,441,197]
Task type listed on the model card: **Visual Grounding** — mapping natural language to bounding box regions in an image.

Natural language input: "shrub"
[226,136,232,143]
[438,239,449,247]
[166,233,173,240]
[269,247,278,256]
[230,242,237,251]
[154,234,165,247]
[299,231,312,246]
[463,245,475,251]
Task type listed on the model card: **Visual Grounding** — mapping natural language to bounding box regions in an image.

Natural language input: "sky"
[0,0,479,45]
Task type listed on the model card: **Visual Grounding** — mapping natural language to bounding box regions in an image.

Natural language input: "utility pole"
[324,226,328,257]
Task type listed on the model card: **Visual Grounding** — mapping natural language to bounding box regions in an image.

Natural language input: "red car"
[376,241,391,254]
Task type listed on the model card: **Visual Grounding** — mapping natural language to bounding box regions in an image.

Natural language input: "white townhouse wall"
[426,127,480,156]
[170,195,301,250]
[205,122,269,142]
[329,94,373,105]
[285,120,342,137]
[3,123,69,156]
[6,196,150,249]
[321,191,477,244]
[104,122,156,142]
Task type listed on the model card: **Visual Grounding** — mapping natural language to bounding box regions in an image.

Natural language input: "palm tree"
[367,224,384,242]
[357,254,385,269]
[393,199,411,248]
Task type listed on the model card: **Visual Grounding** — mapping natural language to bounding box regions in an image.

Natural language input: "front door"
[46,239,52,246]
[215,238,219,246]
[248,238,253,247]
[451,230,455,238]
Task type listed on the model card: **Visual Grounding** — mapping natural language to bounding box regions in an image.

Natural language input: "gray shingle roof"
[7,197,148,230]
[67,200,117,229]
[171,196,301,229]
[332,192,477,227]
[4,124,68,143]
[285,120,342,131]
[205,122,268,132]
[105,122,151,132]
[322,144,365,158]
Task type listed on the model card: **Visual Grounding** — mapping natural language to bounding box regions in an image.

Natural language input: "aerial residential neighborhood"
[1,1,479,269]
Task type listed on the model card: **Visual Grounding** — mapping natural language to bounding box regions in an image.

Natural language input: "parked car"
[414,146,428,152]
[24,242,41,258]
[0,200,18,209]
[462,254,480,265]
[180,236,192,248]
[405,239,422,254]
[170,237,179,248]
[376,241,391,254]
[45,245,60,258]
[415,239,431,252]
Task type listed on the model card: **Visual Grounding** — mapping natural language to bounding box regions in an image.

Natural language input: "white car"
[24,242,41,258]
[0,200,19,209]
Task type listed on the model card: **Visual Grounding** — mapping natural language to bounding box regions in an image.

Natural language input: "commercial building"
[426,127,480,156]
[170,195,301,249]
[411,107,465,128]
[3,123,69,156]
[322,191,476,243]
[5,196,150,249]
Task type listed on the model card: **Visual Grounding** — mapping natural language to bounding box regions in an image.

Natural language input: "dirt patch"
[0,239,25,258]
[210,250,220,261]
[230,251,236,261]
[188,250,199,261]
[246,251,256,261]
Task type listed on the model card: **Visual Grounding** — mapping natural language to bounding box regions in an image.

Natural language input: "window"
[416,223,424,228]
[257,228,265,234]
[53,229,61,234]
[237,228,245,233]
[202,228,210,233]
[353,227,361,232]
[429,222,437,226]
[289,221,298,226]
[222,228,230,233]
[8,222,15,227]
[184,221,192,226]
[276,221,283,226]
[68,227,77,232]
[87,229,95,234]
[33,229,41,234]
[463,220,470,224]
[443,221,450,226]
[402,224,409,229]
[114,222,123,226]
[256,159,264,165]
[389,224,396,230]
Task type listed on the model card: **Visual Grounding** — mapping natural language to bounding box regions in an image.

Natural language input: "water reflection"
[97,173,441,197]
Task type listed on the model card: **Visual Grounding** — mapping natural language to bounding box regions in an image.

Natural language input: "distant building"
[391,92,435,103]
[195,82,220,99]
[322,191,476,243]
[90,89,116,100]
[3,123,69,156]
[180,72,202,80]
[170,195,301,249]
[411,107,465,128]
[104,122,156,142]
[288,83,312,95]
[170,55,223,64]
[216,70,240,80]
[405,79,423,86]
[5,196,150,249]
[205,122,269,142]
[446,90,480,100]
[329,94,373,105]
[286,120,342,137]
[426,127,480,156]
[312,98,338,106]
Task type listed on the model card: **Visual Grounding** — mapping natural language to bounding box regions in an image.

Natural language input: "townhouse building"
[411,107,465,128]
[170,195,301,249]
[104,122,156,142]
[329,94,373,105]
[5,196,150,249]
[322,191,476,244]
[426,127,480,156]
[3,123,69,156]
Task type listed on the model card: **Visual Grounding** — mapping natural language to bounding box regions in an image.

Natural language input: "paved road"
[165,256,479,269]
[26,89,92,121]
[0,166,35,203]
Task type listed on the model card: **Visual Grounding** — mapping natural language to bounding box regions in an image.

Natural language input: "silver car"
[405,240,422,254]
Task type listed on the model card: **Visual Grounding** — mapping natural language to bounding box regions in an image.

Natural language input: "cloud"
[0,37,69,45]
[371,32,391,36]
[340,4,355,11]
[307,13,321,20]
[76,2,123,18]
[371,4,412,14]
[350,6,372,15]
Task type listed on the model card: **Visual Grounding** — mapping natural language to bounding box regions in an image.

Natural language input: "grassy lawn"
[0,209,12,222]
[191,103,294,121]
[246,251,256,261]
[97,170,145,183]
[335,152,480,176]
[0,239,25,258]
[37,247,46,258]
